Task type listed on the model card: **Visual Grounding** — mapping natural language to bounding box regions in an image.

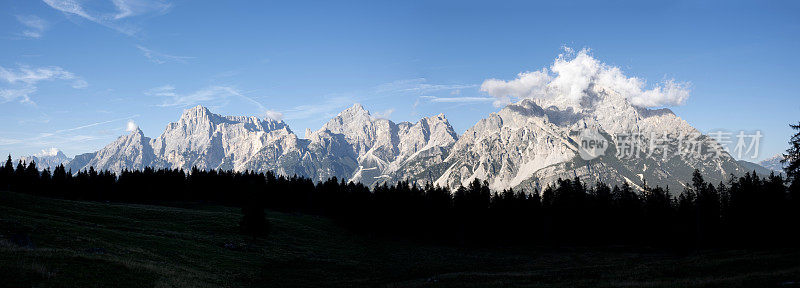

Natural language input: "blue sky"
[0,0,798,161]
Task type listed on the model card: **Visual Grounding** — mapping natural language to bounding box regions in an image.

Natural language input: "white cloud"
[42,0,171,36]
[372,108,394,119]
[16,15,48,38]
[481,69,551,107]
[37,147,61,157]
[149,85,266,112]
[265,110,283,121]
[0,65,86,105]
[125,119,138,132]
[480,48,691,108]
[628,79,690,108]
[549,51,599,101]
[136,45,193,64]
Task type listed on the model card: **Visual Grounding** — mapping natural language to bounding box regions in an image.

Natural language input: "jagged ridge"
[68,95,754,194]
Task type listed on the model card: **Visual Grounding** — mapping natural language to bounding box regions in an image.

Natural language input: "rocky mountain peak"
[130,126,145,136]
[70,127,157,173]
[426,113,448,123]
[317,103,383,146]
[118,128,149,147]
[419,114,458,143]
[348,103,367,112]
[338,103,370,119]
[181,105,212,120]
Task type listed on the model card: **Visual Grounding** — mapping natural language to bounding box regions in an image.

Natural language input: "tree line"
[1,154,799,249]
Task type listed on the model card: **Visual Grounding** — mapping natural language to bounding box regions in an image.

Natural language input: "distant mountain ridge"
[67,96,756,193]
[758,154,786,173]
[17,149,72,170]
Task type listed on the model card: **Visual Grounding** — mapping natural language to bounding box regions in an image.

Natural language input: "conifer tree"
[3,155,12,172]
[0,155,11,190]
[782,122,800,182]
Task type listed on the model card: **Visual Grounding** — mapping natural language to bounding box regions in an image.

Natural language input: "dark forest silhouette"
[2,153,800,249]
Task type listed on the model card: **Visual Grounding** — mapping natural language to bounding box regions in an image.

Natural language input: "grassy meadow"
[1,191,799,287]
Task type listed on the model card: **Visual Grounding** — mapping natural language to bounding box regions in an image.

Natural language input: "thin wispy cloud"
[149,85,267,112]
[0,65,87,105]
[54,115,139,134]
[374,78,482,111]
[113,0,135,19]
[0,65,86,87]
[5,134,107,152]
[264,110,283,121]
[375,78,477,95]
[0,115,139,151]
[282,96,355,121]
[276,78,476,122]
[16,15,48,39]
[0,87,38,105]
[372,108,394,119]
[42,0,94,21]
[421,96,494,103]
[42,0,171,36]
[136,45,194,64]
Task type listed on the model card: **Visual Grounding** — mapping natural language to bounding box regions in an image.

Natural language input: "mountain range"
[65,91,762,193]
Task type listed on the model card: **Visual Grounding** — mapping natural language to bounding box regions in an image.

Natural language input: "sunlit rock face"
[69,98,749,194]
[70,127,157,173]
[435,85,748,193]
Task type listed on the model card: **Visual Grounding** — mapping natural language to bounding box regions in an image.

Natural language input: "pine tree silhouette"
[782,122,800,181]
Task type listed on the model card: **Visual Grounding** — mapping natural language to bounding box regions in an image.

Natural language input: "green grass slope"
[1,191,799,287]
